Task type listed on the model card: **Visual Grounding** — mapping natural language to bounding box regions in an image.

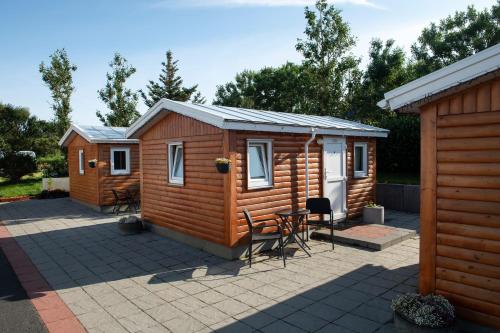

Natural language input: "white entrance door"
[323,137,347,219]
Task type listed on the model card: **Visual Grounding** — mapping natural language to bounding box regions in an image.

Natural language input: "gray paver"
[0,199,420,333]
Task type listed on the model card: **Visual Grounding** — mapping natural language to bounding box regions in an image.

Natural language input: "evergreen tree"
[96,53,140,127]
[140,50,204,107]
[39,49,77,136]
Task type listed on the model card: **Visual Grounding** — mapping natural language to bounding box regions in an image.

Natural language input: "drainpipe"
[305,128,317,200]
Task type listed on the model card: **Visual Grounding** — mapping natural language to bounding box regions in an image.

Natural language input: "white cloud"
[153,0,384,9]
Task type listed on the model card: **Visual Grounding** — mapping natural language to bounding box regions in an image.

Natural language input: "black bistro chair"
[305,198,346,249]
[112,189,131,214]
[243,209,286,268]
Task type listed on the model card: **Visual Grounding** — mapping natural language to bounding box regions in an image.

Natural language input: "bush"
[38,154,68,178]
[391,293,455,328]
[377,115,420,174]
[0,152,37,181]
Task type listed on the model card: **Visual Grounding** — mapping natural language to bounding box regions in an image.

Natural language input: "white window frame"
[78,149,85,175]
[247,139,273,189]
[353,142,368,178]
[110,147,130,176]
[168,142,184,185]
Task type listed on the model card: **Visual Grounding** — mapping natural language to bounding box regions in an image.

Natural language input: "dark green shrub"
[0,152,37,181]
[38,154,68,178]
[377,115,420,174]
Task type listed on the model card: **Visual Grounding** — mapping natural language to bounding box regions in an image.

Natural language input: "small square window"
[111,148,130,175]
[78,149,85,175]
[354,142,368,178]
[168,142,184,185]
[247,139,273,189]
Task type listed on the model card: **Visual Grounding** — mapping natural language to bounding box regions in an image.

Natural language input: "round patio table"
[275,208,311,257]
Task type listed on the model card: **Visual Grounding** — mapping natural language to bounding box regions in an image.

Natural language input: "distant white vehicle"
[16,151,36,159]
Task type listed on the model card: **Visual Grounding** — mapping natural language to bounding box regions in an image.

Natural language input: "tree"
[350,39,414,122]
[296,0,359,117]
[140,50,204,107]
[412,2,500,76]
[96,53,140,127]
[214,63,316,113]
[39,49,77,136]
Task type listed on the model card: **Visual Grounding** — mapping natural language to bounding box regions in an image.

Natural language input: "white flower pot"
[363,206,384,224]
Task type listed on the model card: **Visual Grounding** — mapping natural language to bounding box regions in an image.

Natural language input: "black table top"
[275,208,310,217]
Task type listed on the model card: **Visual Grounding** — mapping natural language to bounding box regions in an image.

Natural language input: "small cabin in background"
[59,125,140,211]
[126,99,388,259]
[379,44,500,330]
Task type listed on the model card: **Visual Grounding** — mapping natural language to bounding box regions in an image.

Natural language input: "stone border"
[0,224,86,333]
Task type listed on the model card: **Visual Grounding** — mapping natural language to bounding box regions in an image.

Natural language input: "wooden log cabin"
[378,44,500,330]
[126,99,388,258]
[59,125,140,211]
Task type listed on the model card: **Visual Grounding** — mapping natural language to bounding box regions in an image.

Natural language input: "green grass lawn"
[0,172,43,198]
[377,172,420,185]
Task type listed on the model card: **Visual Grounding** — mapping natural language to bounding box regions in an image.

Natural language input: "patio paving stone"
[0,198,420,333]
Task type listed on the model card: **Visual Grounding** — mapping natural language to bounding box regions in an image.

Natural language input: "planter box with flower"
[215,158,231,174]
[391,293,455,333]
[363,202,384,224]
[38,154,70,193]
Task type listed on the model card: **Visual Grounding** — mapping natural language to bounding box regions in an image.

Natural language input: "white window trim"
[353,142,368,178]
[168,142,184,185]
[247,139,273,189]
[110,147,131,176]
[78,149,85,175]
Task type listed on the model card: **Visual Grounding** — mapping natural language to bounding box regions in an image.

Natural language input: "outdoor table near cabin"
[275,208,311,257]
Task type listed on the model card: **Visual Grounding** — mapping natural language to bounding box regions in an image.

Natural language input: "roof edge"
[59,124,139,147]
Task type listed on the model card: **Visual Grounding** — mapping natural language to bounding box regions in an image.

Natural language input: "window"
[78,149,85,175]
[247,139,273,189]
[354,142,368,178]
[168,142,184,185]
[110,148,130,175]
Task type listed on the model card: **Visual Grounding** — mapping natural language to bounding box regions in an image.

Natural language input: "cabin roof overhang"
[377,43,500,113]
[126,99,389,139]
[59,124,140,147]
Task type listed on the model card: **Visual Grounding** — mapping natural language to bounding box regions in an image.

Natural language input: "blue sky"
[0,0,496,125]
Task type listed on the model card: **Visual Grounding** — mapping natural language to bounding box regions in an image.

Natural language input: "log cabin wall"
[232,132,377,245]
[97,143,140,206]
[140,112,227,245]
[67,134,99,206]
[420,77,500,329]
[346,137,377,218]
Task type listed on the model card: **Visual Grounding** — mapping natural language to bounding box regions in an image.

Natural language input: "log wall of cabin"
[232,132,377,245]
[97,143,140,206]
[67,134,99,206]
[420,77,500,329]
[140,112,227,245]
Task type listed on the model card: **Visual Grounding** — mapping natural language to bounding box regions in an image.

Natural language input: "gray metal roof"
[59,124,139,147]
[127,99,389,138]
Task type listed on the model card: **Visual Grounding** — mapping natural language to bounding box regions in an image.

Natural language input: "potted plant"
[215,158,231,174]
[88,159,97,168]
[391,293,456,333]
[363,202,384,224]
[118,216,143,234]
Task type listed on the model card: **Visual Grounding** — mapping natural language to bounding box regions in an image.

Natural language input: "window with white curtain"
[110,148,130,175]
[168,142,184,185]
[354,142,368,178]
[78,149,85,175]
[247,139,273,189]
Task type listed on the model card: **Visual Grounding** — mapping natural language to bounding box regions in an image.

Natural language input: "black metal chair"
[112,189,131,214]
[305,198,345,249]
[243,208,286,268]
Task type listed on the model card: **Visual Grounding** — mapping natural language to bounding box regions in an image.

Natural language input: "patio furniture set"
[111,186,141,214]
[244,197,346,267]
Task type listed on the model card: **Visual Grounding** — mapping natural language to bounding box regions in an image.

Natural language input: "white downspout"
[305,128,317,200]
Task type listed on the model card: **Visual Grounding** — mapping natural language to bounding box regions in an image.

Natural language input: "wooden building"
[59,125,140,211]
[378,44,500,330]
[126,99,388,258]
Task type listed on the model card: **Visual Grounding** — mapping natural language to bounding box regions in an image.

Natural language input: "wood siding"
[97,144,140,206]
[233,132,377,245]
[346,137,377,218]
[67,134,99,206]
[140,113,227,245]
[420,77,500,329]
